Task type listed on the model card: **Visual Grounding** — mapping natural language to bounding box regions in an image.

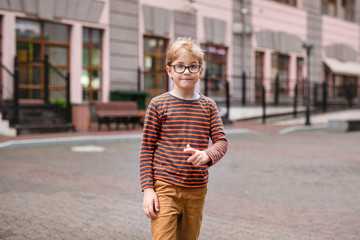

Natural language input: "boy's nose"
[183,68,191,74]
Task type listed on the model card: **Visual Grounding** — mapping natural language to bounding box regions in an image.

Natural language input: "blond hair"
[166,37,204,66]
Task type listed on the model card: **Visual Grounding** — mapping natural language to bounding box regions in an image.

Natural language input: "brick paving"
[0,127,360,239]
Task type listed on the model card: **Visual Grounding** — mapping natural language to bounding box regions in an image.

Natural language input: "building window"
[333,75,357,98]
[271,53,290,94]
[255,51,264,103]
[143,36,168,99]
[82,27,102,102]
[201,44,227,94]
[322,0,337,17]
[16,18,69,101]
[341,0,355,21]
[296,57,304,97]
[271,0,297,7]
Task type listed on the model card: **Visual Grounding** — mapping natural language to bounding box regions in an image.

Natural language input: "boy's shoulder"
[151,92,170,104]
[200,95,216,104]
[200,95,217,107]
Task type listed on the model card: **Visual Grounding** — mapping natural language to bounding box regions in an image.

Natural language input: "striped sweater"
[139,92,228,191]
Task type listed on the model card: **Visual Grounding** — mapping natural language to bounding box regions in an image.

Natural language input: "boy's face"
[166,49,204,91]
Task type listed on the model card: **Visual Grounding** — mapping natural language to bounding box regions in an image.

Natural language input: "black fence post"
[204,69,209,97]
[305,78,311,126]
[293,83,298,118]
[137,67,141,92]
[13,56,19,126]
[44,54,50,104]
[262,85,266,124]
[322,82,327,112]
[346,84,354,107]
[225,80,230,120]
[66,72,71,125]
[313,83,318,107]
[274,74,279,106]
[303,43,313,126]
[242,71,246,105]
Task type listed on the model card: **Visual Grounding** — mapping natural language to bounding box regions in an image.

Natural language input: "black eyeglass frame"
[170,65,202,74]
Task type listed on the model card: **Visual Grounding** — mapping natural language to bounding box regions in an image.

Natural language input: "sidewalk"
[1,108,359,149]
[229,105,306,121]
[1,122,359,239]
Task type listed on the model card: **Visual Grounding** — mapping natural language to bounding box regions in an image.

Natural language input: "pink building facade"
[0,0,359,106]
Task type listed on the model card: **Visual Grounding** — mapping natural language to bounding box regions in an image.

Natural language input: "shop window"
[82,27,102,102]
[322,0,337,17]
[271,53,290,94]
[143,36,168,99]
[16,18,69,101]
[201,44,227,94]
[271,0,297,7]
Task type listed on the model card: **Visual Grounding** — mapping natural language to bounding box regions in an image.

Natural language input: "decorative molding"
[143,5,170,37]
[325,44,357,62]
[204,17,226,45]
[0,0,104,23]
[38,0,55,20]
[255,31,303,53]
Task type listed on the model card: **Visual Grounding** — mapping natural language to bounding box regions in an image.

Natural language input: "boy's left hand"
[184,144,210,167]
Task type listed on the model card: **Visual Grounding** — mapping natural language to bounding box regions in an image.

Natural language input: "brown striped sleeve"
[204,100,228,166]
[139,100,160,191]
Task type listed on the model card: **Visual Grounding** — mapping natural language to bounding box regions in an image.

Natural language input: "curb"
[0,134,143,149]
[0,128,261,149]
[224,128,261,135]
[278,125,328,135]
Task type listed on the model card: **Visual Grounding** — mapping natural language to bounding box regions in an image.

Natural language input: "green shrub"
[110,90,147,110]
[50,99,69,110]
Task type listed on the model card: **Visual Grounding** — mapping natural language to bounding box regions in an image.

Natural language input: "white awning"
[324,58,360,76]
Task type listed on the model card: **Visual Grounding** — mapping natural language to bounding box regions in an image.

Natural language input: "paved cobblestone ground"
[0,130,360,239]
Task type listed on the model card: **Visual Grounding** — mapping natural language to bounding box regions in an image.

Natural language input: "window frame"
[201,43,228,94]
[143,36,168,99]
[296,57,305,98]
[332,74,358,98]
[82,27,103,102]
[255,51,265,103]
[341,0,355,22]
[15,18,70,102]
[271,53,290,95]
[322,0,337,17]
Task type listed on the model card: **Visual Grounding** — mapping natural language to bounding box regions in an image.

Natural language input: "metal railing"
[0,61,14,103]
[137,68,359,125]
[0,55,71,125]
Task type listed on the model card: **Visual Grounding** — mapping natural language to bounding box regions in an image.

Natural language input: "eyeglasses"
[171,65,202,74]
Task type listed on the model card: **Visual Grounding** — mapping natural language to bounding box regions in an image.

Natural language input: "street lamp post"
[302,43,313,126]
[241,0,248,106]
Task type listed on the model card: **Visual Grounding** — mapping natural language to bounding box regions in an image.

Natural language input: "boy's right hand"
[143,188,159,219]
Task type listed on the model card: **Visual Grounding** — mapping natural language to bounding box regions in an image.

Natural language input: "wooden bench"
[95,101,144,130]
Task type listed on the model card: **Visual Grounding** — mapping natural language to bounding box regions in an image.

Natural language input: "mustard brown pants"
[151,180,207,240]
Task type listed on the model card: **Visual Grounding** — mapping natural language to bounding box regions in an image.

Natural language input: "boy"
[139,37,228,240]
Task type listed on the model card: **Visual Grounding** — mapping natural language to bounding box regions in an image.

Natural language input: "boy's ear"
[166,65,173,78]
[199,66,204,77]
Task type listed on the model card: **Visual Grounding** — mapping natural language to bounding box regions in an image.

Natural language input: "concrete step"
[0,113,17,137]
